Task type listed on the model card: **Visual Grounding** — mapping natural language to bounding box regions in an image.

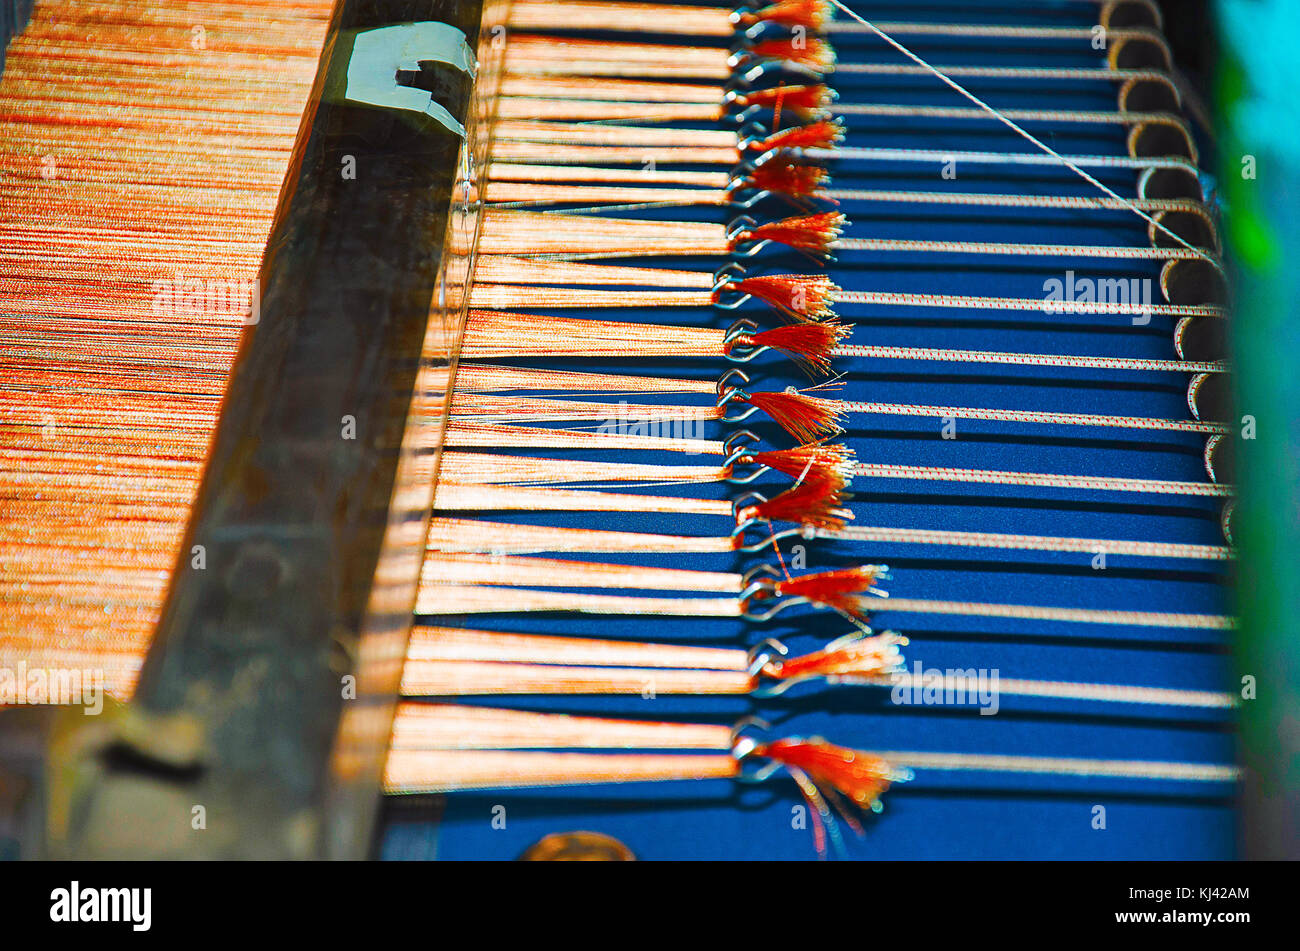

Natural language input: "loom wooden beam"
[28,0,491,859]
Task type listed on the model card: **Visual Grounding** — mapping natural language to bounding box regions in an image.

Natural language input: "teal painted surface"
[1216,0,1300,858]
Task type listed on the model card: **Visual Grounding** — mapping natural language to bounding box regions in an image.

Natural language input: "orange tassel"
[740,389,845,442]
[748,442,854,484]
[742,321,846,374]
[729,274,841,321]
[754,738,904,811]
[741,0,833,32]
[773,566,887,618]
[750,37,836,73]
[740,478,851,530]
[740,212,845,257]
[745,161,831,199]
[754,119,844,152]
[735,83,833,121]
[764,632,907,683]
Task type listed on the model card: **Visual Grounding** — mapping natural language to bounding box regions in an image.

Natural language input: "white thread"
[822,0,1221,270]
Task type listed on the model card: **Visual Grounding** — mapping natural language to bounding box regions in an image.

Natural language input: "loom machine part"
[0,0,1292,860]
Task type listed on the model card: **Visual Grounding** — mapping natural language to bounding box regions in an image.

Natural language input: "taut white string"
[822,0,1221,271]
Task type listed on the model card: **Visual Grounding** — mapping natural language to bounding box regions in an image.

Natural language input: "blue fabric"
[382,0,1236,860]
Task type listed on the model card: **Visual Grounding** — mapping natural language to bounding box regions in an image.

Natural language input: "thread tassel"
[749,37,836,73]
[748,442,855,484]
[733,83,835,121]
[770,566,889,618]
[729,275,841,322]
[754,738,909,814]
[764,632,908,683]
[740,212,846,257]
[740,389,847,442]
[754,119,845,152]
[740,0,833,32]
[745,160,832,200]
[741,478,852,530]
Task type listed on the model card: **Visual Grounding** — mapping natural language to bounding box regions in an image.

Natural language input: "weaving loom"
[0,0,1262,860]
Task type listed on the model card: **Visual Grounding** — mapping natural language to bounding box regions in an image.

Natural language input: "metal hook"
[725,209,773,257]
[723,319,767,364]
[712,260,753,308]
[723,428,762,460]
[715,367,752,400]
[714,287,751,310]
[745,637,789,677]
[739,131,772,154]
[727,0,765,27]
[726,44,757,72]
[737,524,814,553]
[740,562,781,590]
[726,147,788,190]
[732,514,762,542]
[742,595,809,622]
[730,488,769,523]
[731,236,770,258]
[728,715,772,766]
[736,121,772,152]
[713,262,748,288]
[738,565,785,620]
[725,215,757,242]
[727,190,772,211]
[727,157,758,184]
[728,466,765,485]
[723,430,767,483]
[736,59,827,86]
[722,101,765,128]
[722,315,757,340]
[723,400,759,424]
